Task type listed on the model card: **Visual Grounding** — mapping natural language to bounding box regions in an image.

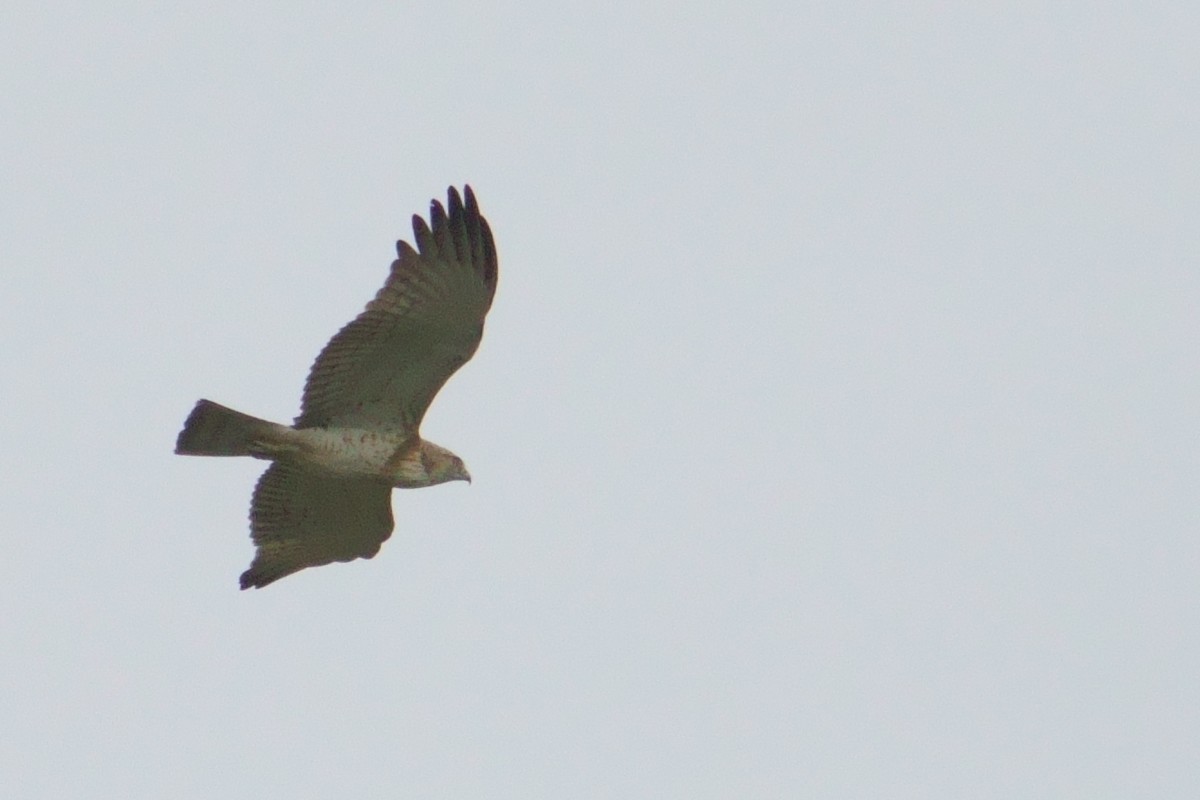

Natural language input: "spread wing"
[240,462,395,589]
[295,185,498,431]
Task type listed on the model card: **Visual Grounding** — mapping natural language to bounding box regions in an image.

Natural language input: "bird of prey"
[176,186,497,589]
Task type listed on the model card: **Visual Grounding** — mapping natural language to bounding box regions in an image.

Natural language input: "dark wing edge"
[294,185,498,430]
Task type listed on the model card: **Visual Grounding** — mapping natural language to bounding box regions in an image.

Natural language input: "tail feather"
[175,399,281,457]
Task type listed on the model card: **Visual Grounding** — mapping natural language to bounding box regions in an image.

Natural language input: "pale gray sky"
[2,2,1197,797]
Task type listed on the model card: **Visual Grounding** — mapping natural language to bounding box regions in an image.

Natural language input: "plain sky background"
[2,2,1197,797]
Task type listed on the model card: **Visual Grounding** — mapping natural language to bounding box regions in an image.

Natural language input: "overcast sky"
[2,2,1197,797]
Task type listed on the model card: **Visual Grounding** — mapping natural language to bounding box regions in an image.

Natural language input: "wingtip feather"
[447,186,464,216]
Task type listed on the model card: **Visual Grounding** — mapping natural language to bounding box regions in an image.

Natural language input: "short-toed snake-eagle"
[176,186,497,589]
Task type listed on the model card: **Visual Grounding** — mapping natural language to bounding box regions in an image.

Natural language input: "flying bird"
[176,186,497,589]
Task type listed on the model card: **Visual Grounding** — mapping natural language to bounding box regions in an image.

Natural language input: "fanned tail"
[175,399,281,457]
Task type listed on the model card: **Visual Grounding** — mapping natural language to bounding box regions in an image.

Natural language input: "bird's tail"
[175,399,283,457]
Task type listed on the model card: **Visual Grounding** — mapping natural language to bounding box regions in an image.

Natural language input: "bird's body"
[176,186,497,589]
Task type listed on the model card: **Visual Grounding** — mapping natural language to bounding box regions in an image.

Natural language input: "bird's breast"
[288,427,416,481]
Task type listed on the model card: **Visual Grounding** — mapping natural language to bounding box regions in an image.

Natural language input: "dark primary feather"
[294,186,498,431]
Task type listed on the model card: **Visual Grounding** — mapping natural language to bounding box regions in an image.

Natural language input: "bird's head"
[418,441,472,486]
